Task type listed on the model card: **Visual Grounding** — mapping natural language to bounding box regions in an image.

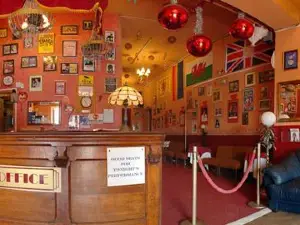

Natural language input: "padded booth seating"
[202,146,253,177]
[263,150,300,213]
[163,141,186,166]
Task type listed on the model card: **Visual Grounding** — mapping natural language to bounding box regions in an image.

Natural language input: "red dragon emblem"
[192,62,206,77]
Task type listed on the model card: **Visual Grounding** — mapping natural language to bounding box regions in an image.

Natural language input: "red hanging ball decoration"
[158,3,189,30]
[186,35,212,57]
[229,18,255,40]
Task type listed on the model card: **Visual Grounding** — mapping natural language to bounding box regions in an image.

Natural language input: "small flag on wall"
[177,61,184,100]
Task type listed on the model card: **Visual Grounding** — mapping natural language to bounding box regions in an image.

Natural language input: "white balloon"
[249,25,269,46]
[261,112,276,127]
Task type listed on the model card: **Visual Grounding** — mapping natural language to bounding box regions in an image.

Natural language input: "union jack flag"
[225,40,274,73]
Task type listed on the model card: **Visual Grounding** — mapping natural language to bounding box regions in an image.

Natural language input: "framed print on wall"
[105,48,116,61]
[3,60,14,75]
[0,28,8,38]
[55,80,66,95]
[43,56,57,71]
[106,63,115,74]
[61,63,78,75]
[83,20,93,30]
[21,56,37,68]
[245,72,255,87]
[228,100,238,123]
[229,80,239,93]
[284,49,298,70]
[3,43,18,56]
[38,33,54,53]
[105,31,115,43]
[260,99,271,111]
[29,75,43,92]
[83,56,95,72]
[212,89,221,102]
[62,40,77,57]
[105,77,117,93]
[24,36,33,48]
[61,25,78,35]
[198,86,205,96]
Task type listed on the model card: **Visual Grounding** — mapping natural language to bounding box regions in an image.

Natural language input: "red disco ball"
[186,35,212,57]
[229,18,254,40]
[158,3,189,30]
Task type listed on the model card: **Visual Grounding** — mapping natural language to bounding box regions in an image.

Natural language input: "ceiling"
[106,0,237,86]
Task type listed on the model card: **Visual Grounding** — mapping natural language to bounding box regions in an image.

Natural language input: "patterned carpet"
[246,212,300,225]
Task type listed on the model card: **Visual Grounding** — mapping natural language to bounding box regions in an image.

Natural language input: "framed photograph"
[106,63,115,74]
[38,33,54,53]
[215,119,220,128]
[105,31,115,43]
[200,105,208,124]
[245,72,255,87]
[24,37,33,48]
[213,89,221,102]
[0,28,7,38]
[29,75,42,92]
[243,88,254,111]
[284,50,298,70]
[290,128,300,142]
[260,86,268,99]
[3,60,14,75]
[61,63,78,75]
[105,77,117,93]
[228,100,238,123]
[105,48,116,61]
[3,43,18,56]
[61,25,78,35]
[43,56,57,71]
[215,108,222,117]
[242,112,249,125]
[259,70,274,83]
[259,99,271,111]
[207,85,212,96]
[229,80,239,93]
[21,56,37,68]
[83,20,93,30]
[55,80,66,95]
[198,86,205,96]
[83,56,95,72]
[62,40,77,57]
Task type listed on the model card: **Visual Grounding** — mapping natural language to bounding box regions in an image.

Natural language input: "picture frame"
[106,63,115,74]
[3,43,18,56]
[259,70,274,83]
[242,112,249,125]
[61,63,78,75]
[229,80,239,93]
[243,88,254,111]
[3,60,14,75]
[198,86,205,96]
[290,128,300,142]
[259,99,271,111]
[21,56,37,68]
[83,56,95,72]
[105,77,117,93]
[212,89,221,102]
[61,25,78,35]
[0,28,8,38]
[215,108,222,117]
[105,48,116,61]
[43,56,57,71]
[200,105,208,124]
[55,80,66,95]
[83,20,93,30]
[105,31,115,43]
[260,86,268,99]
[38,33,54,53]
[62,40,77,57]
[24,37,33,49]
[29,75,43,92]
[284,50,298,70]
[228,100,238,123]
[245,72,256,87]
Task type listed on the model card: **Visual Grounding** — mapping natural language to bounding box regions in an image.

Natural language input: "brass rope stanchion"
[248,143,265,209]
[180,146,205,225]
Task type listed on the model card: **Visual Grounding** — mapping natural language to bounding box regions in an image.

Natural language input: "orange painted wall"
[0,12,122,130]
[145,36,274,135]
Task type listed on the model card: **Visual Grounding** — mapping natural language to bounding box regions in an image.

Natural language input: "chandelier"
[8,0,53,38]
[81,7,112,60]
[137,67,151,77]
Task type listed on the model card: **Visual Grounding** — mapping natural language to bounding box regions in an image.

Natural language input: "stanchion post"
[248,143,265,209]
[179,146,205,225]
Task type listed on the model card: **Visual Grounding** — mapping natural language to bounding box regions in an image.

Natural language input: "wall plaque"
[107,147,145,187]
[0,165,61,193]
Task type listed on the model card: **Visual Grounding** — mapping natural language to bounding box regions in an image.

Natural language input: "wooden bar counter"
[0,132,164,225]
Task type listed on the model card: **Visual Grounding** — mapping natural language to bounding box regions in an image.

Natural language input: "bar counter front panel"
[0,132,164,225]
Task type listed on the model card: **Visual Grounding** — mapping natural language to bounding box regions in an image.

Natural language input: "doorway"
[0,89,16,132]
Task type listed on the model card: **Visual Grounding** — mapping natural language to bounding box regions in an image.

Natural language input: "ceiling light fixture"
[137,67,151,77]
[8,0,54,38]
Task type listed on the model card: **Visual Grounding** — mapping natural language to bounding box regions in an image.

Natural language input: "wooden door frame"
[0,88,17,132]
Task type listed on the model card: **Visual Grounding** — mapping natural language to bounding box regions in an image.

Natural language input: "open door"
[0,98,4,132]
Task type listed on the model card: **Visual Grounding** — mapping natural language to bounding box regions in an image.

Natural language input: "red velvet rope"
[197,149,256,194]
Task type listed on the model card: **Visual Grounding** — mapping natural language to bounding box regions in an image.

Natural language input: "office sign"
[0,165,61,193]
[107,147,145,187]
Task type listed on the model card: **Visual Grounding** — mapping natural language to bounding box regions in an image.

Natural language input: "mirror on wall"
[27,101,61,125]
[278,81,300,122]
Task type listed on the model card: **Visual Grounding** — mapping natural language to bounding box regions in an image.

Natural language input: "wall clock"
[3,75,14,86]
[81,96,92,108]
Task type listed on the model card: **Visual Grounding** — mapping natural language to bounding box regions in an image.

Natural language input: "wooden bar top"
[0,132,164,225]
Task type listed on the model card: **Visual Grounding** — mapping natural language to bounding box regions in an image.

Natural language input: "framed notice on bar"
[107,147,145,187]
[0,165,61,193]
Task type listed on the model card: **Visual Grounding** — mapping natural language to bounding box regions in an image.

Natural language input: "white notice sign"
[107,147,145,187]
